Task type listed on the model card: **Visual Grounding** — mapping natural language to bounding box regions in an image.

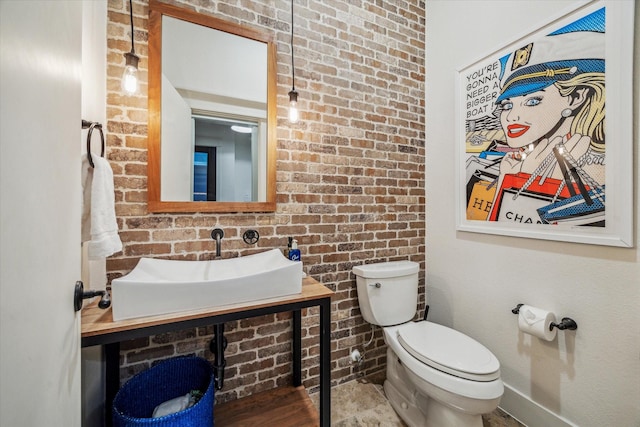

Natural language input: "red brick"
[108,0,425,402]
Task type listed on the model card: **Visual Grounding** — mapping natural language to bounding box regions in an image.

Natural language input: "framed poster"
[455,0,634,247]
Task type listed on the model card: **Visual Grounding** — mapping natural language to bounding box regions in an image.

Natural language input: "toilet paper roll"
[517,305,557,341]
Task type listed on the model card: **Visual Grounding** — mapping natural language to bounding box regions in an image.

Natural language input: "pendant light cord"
[129,0,136,55]
[290,0,295,91]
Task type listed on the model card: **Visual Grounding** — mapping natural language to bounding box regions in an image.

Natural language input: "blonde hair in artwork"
[555,72,605,151]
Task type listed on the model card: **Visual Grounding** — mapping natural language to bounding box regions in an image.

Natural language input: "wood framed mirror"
[147,0,277,213]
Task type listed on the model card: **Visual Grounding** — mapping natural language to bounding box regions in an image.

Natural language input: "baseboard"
[499,384,577,427]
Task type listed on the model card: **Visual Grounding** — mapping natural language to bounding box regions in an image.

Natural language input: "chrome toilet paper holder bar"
[511,304,578,331]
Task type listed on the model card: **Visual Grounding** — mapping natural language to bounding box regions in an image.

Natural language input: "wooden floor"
[215,386,320,427]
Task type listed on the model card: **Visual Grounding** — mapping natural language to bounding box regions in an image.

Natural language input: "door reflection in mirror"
[192,115,259,202]
[193,147,215,201]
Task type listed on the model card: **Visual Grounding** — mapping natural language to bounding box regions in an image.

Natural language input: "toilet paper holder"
[511,304,578,331]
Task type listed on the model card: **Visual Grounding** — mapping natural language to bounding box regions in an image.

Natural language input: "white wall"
[161,74,193,201]
[425,1,639,426]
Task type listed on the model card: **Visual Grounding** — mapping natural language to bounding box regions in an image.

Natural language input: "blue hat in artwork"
[496,30,605,103]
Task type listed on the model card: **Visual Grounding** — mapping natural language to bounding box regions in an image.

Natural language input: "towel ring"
[82,119,105,168]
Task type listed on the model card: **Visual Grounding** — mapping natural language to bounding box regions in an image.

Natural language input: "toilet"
[353,261,504,427]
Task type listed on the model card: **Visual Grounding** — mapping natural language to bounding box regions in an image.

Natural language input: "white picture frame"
[455,0,634,247]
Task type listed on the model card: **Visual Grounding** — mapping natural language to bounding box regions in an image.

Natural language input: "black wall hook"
[74,281,111,312]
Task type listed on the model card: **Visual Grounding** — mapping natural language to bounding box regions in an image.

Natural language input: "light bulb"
[121,51,140,95]
[289,102,299,123]
[122,67,138,94]
[288,89,299,124]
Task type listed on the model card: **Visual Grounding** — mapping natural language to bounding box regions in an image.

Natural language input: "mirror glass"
[148,1,276,212]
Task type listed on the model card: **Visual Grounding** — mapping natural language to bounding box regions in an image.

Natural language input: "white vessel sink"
[111,249,303,321]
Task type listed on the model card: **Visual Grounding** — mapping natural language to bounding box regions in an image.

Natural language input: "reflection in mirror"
[190,114,265,203]
[148,0,276,213]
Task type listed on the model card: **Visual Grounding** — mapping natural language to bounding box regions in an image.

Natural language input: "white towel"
[81,243,107,291]
[81,154,122,260]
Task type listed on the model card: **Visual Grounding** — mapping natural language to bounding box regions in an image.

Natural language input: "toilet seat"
[397,321,500,382]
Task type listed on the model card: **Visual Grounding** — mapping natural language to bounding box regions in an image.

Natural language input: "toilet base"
[384,348,488,427]
[384,378,484,427]
[384,379,426,427]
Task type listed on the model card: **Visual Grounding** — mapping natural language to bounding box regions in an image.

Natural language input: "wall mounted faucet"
[211,228,224,258]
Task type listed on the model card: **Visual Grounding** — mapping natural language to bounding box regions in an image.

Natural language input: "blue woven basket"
[112,356,214,427]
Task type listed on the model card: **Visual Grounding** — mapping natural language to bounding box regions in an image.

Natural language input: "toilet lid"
[397,321,500,382]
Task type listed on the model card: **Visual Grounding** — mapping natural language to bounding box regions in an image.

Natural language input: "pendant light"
[121,0,140,95]
[288,0,299,123]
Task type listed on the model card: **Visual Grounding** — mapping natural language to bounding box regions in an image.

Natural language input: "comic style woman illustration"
[488,8,606,225]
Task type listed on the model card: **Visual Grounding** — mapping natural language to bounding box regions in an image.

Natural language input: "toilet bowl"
[353,261,504,427]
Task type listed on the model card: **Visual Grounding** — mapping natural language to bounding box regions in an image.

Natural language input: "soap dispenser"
[288,239,301,261]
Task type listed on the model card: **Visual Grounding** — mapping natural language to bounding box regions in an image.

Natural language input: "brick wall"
[106,0,425,402]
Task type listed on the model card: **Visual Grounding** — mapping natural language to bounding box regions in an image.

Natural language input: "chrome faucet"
[211,228,224,258]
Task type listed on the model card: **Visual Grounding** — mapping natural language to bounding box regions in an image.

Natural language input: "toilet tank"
[352,261,419,326]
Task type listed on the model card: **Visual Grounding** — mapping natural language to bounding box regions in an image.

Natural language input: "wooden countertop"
[81,277,333,340]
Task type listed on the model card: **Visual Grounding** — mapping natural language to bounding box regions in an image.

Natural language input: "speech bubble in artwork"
[464,60,501,121]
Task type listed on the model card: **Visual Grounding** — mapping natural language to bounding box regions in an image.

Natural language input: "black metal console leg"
[319,298,331,427]
[104,342,120,427]
[293,310,302,387]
